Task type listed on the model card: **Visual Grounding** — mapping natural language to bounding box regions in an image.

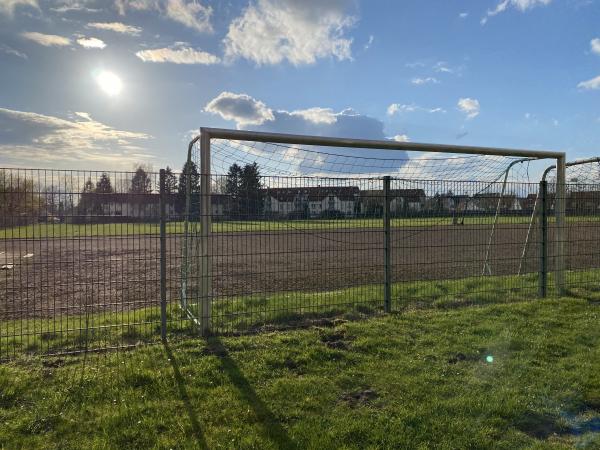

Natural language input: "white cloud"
[434,61,454,73]
[165,0,212,33]
[88,21,142,35]
[51,1,100,13]
[459,12,469,18]
[77,37,106,49]
[114,0,212,33]
[387,103,446,115]
[114,0,157,15]
[135,44,219,64]
[458,97,480,119]
[290,107,337,125]
[364,35,374,50]
[21,32,71,47]
[224,0,355,65]
[392,134,410,142]
[482,0,551,24]
[0,43,27,59]
[578,75,600,90]
[0,0,38,17]
[0,107,152,167]
[205,92,275,126]
[591,38,600,56]
[411,77,439,85]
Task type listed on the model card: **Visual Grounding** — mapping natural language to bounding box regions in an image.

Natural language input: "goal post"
[181,127,566,335]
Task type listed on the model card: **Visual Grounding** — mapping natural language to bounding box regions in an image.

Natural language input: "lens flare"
[486,355,494,363]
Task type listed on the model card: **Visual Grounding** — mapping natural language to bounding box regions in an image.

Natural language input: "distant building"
[262,186,359,218]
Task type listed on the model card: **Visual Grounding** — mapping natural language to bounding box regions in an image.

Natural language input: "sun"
[95,71,123,97]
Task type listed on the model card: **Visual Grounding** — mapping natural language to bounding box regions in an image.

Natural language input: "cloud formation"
[481,0,551,24]
[392,134,410,142]
[577,75,600,90]
[205,91,395,141]
[0,107,152,167]
[21,31,71,47]
[114,0,212,33]
[136,44,219,64]
[457,97,480,119]
[205,92,275,126]
[411,77,439,85]
[223,0,355,65]
[0,43,27,59]
[77,37,106,49]
[87,21,142,35]
[0,0,38,17]
[165,0,212,33]
[591,38,600,56]
[387,103,445,115]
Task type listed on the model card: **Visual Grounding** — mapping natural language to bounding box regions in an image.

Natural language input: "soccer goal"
[181,128,566,335]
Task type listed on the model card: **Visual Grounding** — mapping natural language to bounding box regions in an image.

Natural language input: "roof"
[262,186,359,202]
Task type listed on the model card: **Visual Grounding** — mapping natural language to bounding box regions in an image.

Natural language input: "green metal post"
[159,169,167,340]
[383,176,391,312]
[538,180,548,297]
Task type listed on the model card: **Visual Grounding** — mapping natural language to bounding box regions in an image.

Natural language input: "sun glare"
[96,71,123,97]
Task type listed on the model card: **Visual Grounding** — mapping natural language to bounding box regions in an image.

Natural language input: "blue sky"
[0,0,599,172]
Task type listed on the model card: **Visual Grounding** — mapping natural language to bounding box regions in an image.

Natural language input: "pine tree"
[164,166,177,194]
[130,166,152,193]
[95,173,113,193]
[177,161,200,214]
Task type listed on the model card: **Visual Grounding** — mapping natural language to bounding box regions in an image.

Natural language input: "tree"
[95,173,113,193]
[163,166,177,194]
[178,161,200,195]
[0,170,42,227]
[239,162,263,218]
[130,165,152,193]
[177,161,200,214]
[224,163,243,217]
[225,163,262,219]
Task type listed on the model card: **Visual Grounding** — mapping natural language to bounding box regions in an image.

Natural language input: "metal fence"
[1,166,599,359]
[0,168,193,360]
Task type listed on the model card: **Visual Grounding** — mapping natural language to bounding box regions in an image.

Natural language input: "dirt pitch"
[1,222,599,320]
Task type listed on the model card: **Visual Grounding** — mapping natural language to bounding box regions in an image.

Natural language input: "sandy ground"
[1,222,598,319]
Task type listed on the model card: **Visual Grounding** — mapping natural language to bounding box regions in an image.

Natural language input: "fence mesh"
[2,148,600,358]
[0,168,192,360]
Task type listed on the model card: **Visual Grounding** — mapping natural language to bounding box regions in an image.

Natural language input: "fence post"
[159,169,167,341]
[199,132,212,336]
[538,180,548,297]
[555,155,566,295]
[383,176,391,313]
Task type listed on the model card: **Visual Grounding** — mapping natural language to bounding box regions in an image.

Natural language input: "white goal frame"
[183,127,566,335]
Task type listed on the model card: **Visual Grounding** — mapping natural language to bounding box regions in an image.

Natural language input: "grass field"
[2,271,600,448]
[2,214,597,238]
[1,294,599,448]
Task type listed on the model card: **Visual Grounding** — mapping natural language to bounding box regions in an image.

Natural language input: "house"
[358,189,426,215]
[568,191,600,214]
[472,193,523,212]
[78,192,229,221]
[262,186,359,218]
[390,189,426,213]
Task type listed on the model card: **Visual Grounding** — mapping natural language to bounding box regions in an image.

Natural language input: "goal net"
[181,129,562,334]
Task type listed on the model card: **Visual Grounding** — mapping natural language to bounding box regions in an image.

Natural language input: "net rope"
[209,139,536,183]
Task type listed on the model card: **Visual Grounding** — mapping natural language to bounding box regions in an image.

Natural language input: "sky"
[0,0,599,173]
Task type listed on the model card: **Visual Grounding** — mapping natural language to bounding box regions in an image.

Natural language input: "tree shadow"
[164,342,209,449]
[207,337,298,449]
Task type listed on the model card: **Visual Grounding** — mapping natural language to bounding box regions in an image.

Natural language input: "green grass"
[3,215,598,238]
[3,269,599,356]
[1,294,599,448]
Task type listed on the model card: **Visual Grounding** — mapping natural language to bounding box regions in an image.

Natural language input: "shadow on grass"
[164,342,209,449]
[207,337,298,450]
